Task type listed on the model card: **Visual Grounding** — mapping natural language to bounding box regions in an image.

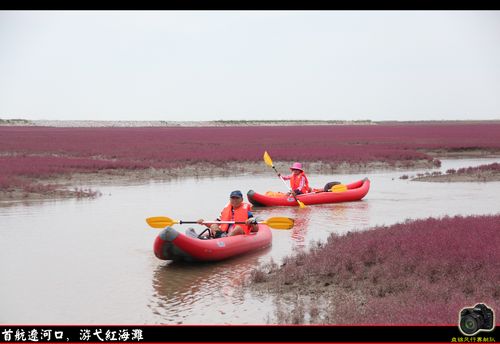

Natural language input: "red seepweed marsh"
[251,214,500,324]
[1,123,500,201]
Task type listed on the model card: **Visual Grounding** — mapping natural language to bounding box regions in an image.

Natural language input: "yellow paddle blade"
[331,184,348,193]
[146,216,178,228]
[263,151,274,167]
[263,217,294,230]
[297,200,306,208]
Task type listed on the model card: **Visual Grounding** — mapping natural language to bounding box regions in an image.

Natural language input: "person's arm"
[279,173,292,180]
[196,219,213,228]
[246,211,258,228]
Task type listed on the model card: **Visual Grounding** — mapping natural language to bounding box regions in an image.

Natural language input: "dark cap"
[229,190,243,198]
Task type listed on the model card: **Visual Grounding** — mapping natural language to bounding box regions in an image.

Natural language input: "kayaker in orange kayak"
[197,190,258,238]
[278,162,311,195]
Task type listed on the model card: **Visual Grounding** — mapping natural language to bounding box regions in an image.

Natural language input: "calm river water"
[1,158,499,324]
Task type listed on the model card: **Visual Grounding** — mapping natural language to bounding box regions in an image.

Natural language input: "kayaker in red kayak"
[278,162,311,195]
[197,190,258,238]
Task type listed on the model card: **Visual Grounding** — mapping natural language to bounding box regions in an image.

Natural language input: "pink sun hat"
[289,162,304,171]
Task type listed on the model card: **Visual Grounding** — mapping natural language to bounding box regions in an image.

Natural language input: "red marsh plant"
[405,163,500,181]
[0,155,149,191]
[1,124,499,191]
[455,163,500,175]
[253,214,500,324]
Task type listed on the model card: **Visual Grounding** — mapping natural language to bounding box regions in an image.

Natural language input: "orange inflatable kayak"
[247,178,370,207]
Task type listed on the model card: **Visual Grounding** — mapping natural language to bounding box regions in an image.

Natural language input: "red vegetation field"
[446,162,500,175]
[399,163,500,181]
[1,123,500,192]
[252,214,500,324]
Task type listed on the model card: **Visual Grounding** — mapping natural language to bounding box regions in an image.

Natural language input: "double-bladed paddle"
[263,151,306,208]
[146,216,294,230]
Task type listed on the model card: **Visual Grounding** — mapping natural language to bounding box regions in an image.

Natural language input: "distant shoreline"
[1,118,500,127]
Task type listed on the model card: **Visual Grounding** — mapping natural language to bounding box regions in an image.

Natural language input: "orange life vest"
[220,202,252,234]
[290,172,310,194]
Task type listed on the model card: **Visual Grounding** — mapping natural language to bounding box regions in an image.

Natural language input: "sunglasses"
[230,196,242,199]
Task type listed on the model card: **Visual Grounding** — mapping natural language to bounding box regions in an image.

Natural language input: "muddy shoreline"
[413,170,500,182]
[405,161,500,182]
[2,153,499,203]
[0,159,438,203]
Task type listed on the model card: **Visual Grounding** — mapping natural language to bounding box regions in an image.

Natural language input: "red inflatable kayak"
[247,178,370,207]
[153,224,272,262]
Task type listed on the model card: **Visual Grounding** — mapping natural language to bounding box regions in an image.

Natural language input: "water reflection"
[149,247,271,324]
[253,199,372,244]
[287,207,312,249]
[322,200,371,234]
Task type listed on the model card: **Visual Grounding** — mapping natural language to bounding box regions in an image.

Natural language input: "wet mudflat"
[0,158,499,324]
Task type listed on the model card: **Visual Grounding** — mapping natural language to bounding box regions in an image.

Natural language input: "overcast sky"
[1,11,499,121]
